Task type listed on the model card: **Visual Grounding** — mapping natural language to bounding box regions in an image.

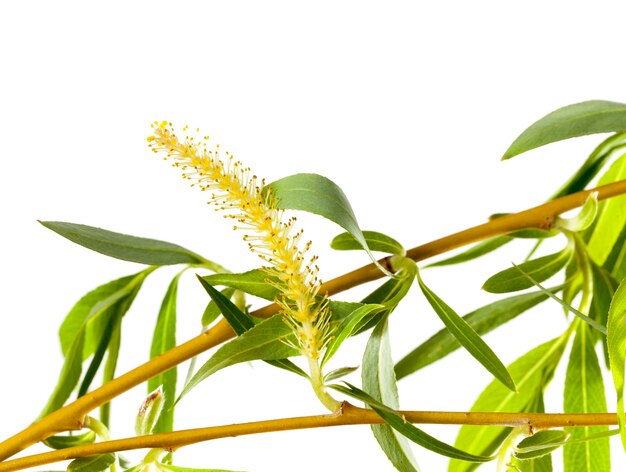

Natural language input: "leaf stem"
[0,404,624,472]
[1,179,626,462]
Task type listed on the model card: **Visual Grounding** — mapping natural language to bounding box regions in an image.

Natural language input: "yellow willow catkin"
[147,121,332,361]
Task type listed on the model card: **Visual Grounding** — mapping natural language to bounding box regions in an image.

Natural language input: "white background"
[2,2,626,471]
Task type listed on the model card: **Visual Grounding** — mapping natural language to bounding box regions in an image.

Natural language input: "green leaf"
[202,287,235,327]
[39,328,85,419]
[587,153,626,265]
[353,258,417,334]
[449,336,568,472]
[362,314,421,471]
[59,270,153,359]
[502,100,626,159]
[321,304,384,367]
[328,300,365,324]
[395,290,552,379]
[67,453,117,472]
[196,277,255,334]
[514,430,620,469]
[608,278,626,449]
[417,272,516,391]
[148,273,182,433]
[512,263,606,335]
[331,230,405,256]
[43,430,96,450]
[197,277,307,378]
[76,316,115,398]
[59,274,132,358]
[590,263,619,366]
[551,131,626,199]
[179,315,299,400]
[100,311,123,427]
[483,248,572,294]
[604,222,626,281]
[563,323,610,471]
[323,366,358,382]
[427,236,511,268]
[40,221,211,267]
[264,173,391,275]
[514,430,569,461]
[201,270,280,301]
[331,383,493,463]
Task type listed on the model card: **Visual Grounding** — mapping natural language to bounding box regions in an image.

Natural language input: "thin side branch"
[0,403,619,472]
[1,179,625,462]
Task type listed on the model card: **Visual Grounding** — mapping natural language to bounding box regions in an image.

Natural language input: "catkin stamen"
[148,122,330,361]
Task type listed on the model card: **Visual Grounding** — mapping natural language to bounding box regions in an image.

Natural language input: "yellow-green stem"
[1,404,624,472]
[307,357,340,412]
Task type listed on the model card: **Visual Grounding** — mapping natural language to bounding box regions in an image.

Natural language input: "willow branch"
[1,179,625,462]
[0,403,621,472]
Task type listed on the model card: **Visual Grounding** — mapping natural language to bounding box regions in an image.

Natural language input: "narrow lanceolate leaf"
[331,230,405,256]
[202,287,235,327]
[67,453,117,472]
[563,323,609,471]
[395,290,552,379]
[482,248,572,294]
[512,264,606,335]
[514,430,569,461]
[38,328,85,419]
[148,273,182,433]
[264,173,392,275]
[43,430,96,450]
[502,100,626,159]
[449,337,568,472]
[76,316,115,398]
[332,383,493,464]
[100,310,123,427]
[59,273,136,357]
[202,269,281,301]
[197,277,307,378]
[427,236,511,268]
[604,222,626,281]
[362,315,421,471]
[197,277,255,334]
[59,269,153,359]
[354,259,417,335]
[39,221,210,267]
[417,272,515,391]
[323,366,358,382]
[590,263,619,365]
[587,153,626,265]
[608,279,626,450]
[551,131,626,199]
[321,304,384,367]
[179,315,299,400]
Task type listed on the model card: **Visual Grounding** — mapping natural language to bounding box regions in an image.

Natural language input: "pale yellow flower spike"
[148,122,340,411]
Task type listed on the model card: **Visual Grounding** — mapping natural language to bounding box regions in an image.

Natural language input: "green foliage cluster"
[6,100,626,471]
